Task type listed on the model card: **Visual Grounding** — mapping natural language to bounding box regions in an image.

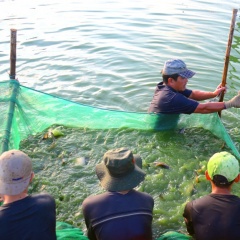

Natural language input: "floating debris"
[42,131,54,140]
[159,193,165,201]
[179,128,185,134]
[52,127,64,138]
[61,159,67,166]
[195,175,206,183]
[154,162,170,169]
[75,157,89,166]
[195,165,206,175]
[42,127,64,140]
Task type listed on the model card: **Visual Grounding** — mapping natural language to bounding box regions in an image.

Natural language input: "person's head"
[0,150,34,196]
[206,151,240,188]
[161,59,195,91]
[95,147,145,192]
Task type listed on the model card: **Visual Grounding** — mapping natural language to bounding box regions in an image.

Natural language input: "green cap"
[208,151,239,182]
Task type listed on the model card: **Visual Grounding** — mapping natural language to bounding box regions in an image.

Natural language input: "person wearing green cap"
[183,151,240,240]
[148,59,240,114]
[82,147,154,240]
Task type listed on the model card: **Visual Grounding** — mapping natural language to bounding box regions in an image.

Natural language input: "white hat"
[0,150,32,195]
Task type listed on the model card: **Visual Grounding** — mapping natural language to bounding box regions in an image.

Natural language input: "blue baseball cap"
[162,59,196,79]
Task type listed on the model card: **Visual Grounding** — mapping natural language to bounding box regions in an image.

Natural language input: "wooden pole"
[1,29,18,153]
[218,9,238,117]
[10,29,17,79]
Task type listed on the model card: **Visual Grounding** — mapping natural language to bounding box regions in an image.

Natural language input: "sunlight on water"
[0,0,240,238]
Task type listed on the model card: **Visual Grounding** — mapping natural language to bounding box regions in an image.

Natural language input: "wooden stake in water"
[1,29,18,153]
[10,29,17,79]
[218,8,238,117]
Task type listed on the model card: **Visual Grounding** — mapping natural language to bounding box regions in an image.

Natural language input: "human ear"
[205,170,211,181]
[234,174,240,183]
[30,172,35,183]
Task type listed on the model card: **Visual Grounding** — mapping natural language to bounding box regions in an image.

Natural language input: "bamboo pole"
[218,8,238,117]
[10,29,17,79]
[1,29,19,153]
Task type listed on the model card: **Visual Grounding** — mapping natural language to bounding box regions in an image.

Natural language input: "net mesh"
[0,79,240,239]
[0,80,239,158]
[56,222,89,240]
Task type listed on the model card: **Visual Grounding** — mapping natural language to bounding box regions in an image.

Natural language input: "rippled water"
[1,0,240,111]
[1,0,240,238]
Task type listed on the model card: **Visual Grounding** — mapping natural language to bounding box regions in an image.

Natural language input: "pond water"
[20,125,237,238]
[1,0,240,238]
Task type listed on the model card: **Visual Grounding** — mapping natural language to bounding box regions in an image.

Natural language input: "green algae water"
[19,125,239,238]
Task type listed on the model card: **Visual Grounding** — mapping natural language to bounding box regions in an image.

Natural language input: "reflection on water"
[0,0,239,112]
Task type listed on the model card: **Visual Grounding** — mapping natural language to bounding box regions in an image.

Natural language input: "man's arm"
[183,203,195,237]
[194,91,240,113]
[189,86,226,101]
[194,102,225,113]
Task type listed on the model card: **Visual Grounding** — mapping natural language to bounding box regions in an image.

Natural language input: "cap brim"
[95,157,146,192]
[178,69,195,79]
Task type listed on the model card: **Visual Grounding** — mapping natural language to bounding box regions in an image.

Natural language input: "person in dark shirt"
[0,149,56,240]
[183,151,240,240]
[148,59,240,114]
[82,147,154,240]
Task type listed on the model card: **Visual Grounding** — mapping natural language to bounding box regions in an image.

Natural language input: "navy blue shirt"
[148,82,199,114]
[183,194,240,240]
[0,194,56,240]
[82,190,154,240]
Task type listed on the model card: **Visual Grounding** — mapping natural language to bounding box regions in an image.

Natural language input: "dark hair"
[162,74,179,84]
[212,175,234,188]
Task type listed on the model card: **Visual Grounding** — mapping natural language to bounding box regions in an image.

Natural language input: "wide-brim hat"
[162,59,196,79]
[95,148,146,192]
[0,150,32,195]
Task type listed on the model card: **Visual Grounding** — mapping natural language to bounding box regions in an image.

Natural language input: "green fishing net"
[0,80,240,239]
[0,80,239,158]
[56,222,89,240]
[156,231,192,239]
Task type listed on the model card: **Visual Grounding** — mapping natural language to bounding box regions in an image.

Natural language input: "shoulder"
[180,89,192,97]
[131,190,153,200]
[30,193,55,205]
[185,195,210,208]
[128,190,154,208]
[82,192,108,207]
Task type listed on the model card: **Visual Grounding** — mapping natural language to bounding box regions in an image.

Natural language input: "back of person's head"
[95,147,146,192]
[0,149,32,195]
[207,151,239,188]
[161,59,195,84]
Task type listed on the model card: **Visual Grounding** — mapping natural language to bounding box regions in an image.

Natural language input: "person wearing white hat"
[82,147,154,240]
[148,59,240,114]
[0,149,56,240]
[183,151,240,240]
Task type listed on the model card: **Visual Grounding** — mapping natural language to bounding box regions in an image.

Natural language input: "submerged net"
[1,80,240,239]
[0,80,239,158]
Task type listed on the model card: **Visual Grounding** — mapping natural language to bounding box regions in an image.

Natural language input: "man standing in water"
[148,59,240,114]
[0,150,56,240]
[82,147,154,240]
[183,151,240,240]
